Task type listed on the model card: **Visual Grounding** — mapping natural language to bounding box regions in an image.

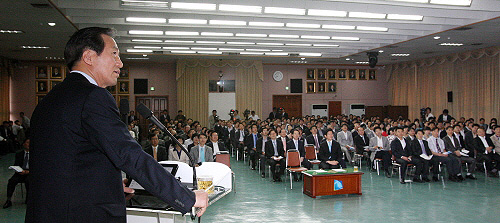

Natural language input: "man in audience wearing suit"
[369,127,392,177]
[410,130,432,182]
[391,127,424,184]
[265,129,285,182]
[318,129,345,169]
[245,124,261,170]
[437,109,453,123]
[128,110,137,124]
[144,133,168,162]
[464,124,479,157]
[491,126,500,157]
[474,128,500,177]
[3,139,30,209]
[190,133,214,166]
[443,126,477,180]
[257,128,269,178]
[353,126,370,155]
[337,124,355,164]
[306,126,323,151]
[278,129,289,155]
[287,129,312,181]
[206,131,226,158]
[0,121,14,153]
[159,109,170,125]
[27,27,207,222]
[268,107,278,120]
[427,128,462,182]
[233,123,247,160]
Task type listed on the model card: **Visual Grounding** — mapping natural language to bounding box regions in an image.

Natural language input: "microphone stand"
[136,104,199,221]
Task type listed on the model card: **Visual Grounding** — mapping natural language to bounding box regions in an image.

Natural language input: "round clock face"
[273,71,283,81]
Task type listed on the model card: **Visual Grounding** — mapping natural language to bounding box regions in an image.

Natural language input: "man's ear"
[82,49,96,66]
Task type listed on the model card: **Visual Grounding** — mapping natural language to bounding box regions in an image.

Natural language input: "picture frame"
[118,81,129,94]
[50,80,62,90]
[348,69,357,80]
[36,80,49,93]
[358,69,367,80]
[36,95,45,104]
[306,68,316,80]
[368,69,377,80]
[338,69,347,80]
[317,68,327,80]
[106,85,117,94]
[317,82,326,93]
[119,66,129,79]
[36,66,49,79]
[306,82,316,93]
[328,69,337,80]
[328,82,337,93]
[50,66,64,79]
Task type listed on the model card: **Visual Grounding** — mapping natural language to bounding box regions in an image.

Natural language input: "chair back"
[286,149,301,167]
[216,153,231,168]
[305,146,317,160]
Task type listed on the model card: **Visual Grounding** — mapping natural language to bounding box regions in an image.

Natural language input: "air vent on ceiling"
[228,52,238,56]
[152,51,162,54]
[454,27,472,31]
[31,3,52,8]
[289,53,299,57]
[471,43,483,46]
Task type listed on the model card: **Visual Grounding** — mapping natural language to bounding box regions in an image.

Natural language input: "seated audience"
[257,128,269,178]
[474,128,500,177]
[244,124,261,170]
[265,129,285,182]
[287,129,312,181]
[337,124,355,164]
[190,133,214,166]
[490,125,500,156]
[391,127,424,184]
[168,136,190,165]
[353,126,370,155]
[369,127,392,177]
[410,130,432,182]
[3,139,30,209]
[427,128,462,182]
[206,131,226,156]
[318,129,345,169]
[443,126,476,180]
[437,109,453,123]
[305,126,323,150]
[187,133,199,152]
[144,133,168,162]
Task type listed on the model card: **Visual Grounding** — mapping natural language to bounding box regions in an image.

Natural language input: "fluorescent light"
[285,43,312,47]
[164,31,199,36]
[48,22,56,26]
[355,61,369,64]
[387,14,424,21]
[0,30,23,33]
[21,46,49,49]
[209,20,246,26]
[164,40,195,43]
[168,19,207,24]
[170,50,197,54]
[235,33,267,38]
[301,35,330,40]
[163,47,190,50]
[438,43,463,46]
[388,0,428,3]
[349,12,387,19]
[379,50,384,53]
[322,25,355,30]
[219,48,244,51]
[269,34,299,38]
[257,43,283,46]
[126,17,166,23]
[286,23,321,29]
[299,53,322,57]
[121,0,169,8]
[249,21,284,27]
[219,4,262,13]
[391,53,410,56]
[127,49,153,53]
[264,7,305,15]
[434,36,441,40]
[201,32,233,37]
[170,2,216,10]
[430,0,472,6]
[307,9,347,17]
[357,26,389,32]
[240,52,264,55]
[272,50,283,52]
[196,41,225,44]
[133,46,162,49]
[227,42,255,45]
[265,52,289,56]
[197,51,222,54]
[191,47,217,50]
[129,30,164,35]
[132,39,163,43]
[331,36,360,41]
[246,49,270,52]
[313,44,339,47]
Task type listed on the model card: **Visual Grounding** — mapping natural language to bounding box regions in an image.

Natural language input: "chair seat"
[375,158,383,161]
[309,160,321,164]
[287,167,308,172]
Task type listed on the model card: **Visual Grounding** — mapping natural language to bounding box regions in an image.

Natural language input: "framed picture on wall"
[369,69,377,80]
[50,66,63,79]
[358,69,367,80]
[317,68,327,80]
[328,82,337,93]
[348,69,357,80]
[328,69,337,80]
[119,66,129,79]
[106,85,117,94]
[317,82,326,93]
[118,81,129,94]
[36,66,49,79]
[50,80,62,90]
[36,80,48,93]
[306,68,316,80]
[306,82,316,93]
[36,95,45,104]
[338,69,347,80]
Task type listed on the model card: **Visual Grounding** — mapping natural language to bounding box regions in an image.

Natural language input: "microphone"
[119,99,130,124]
[136,103,199,220]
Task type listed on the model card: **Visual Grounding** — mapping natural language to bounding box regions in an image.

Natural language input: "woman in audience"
[169,136,190,165]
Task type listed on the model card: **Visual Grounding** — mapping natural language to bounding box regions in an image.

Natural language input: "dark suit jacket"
[206,141,226,153]
[287,139,305,157]
[159,114,170,124]
[27,73,195,222]
[14,150,28,170]
[443,135,461,153]
[473,136,494,154]
[391,138,412,158]
[256,137,268,154]
[144,145,168,162]
[232,129,247,147]
[0,126,14,140]
[244,133,261,149]
[464,131,475,151]
[305,134,323,147]
[437,114,453,123]
[353,134,370,154]
[317,140,342,162]
[411,139,432,157]
[265,139,285,158]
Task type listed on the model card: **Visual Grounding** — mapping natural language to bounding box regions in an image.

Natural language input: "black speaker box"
[134,79,148,94]
[290,79,302,93]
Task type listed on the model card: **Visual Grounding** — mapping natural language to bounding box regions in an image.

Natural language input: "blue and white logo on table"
[334,180,343,191]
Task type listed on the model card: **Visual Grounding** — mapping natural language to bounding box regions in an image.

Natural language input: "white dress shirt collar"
[72,70,98,86]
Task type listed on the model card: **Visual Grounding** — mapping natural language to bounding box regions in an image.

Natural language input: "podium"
[126,162,232,223]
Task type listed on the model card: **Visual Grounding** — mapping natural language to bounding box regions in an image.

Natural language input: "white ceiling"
[0,0,499,65]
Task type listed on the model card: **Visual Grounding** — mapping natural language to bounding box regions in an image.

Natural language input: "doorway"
[135,96,169,139]
[329,101,342,117]
[272,95,302,118]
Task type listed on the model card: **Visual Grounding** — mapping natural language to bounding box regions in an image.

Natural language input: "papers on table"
[459,152,469,156]
[461,149,470,154]
[9,166,23,172]
[420,154,433,160]
[315,169,327,173]
[273,156,283,161]
[332,169,346,172]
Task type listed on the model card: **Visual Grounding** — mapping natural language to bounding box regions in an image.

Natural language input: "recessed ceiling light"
[132,39,163,43]
[307,9,347,17]
[429,0,472,6]
[191,47,217,51]
[313,44,340,47]
[301,35,330,40]
[346,58,351,61]
[127,49,153,53]
[0,30,24,34]
[433,36,441,40]
[196,41,225,44]
[299,53,322,57]
[170,50,197,54]
[240,52,264,55]
[387,14,424,21]
[163,47,190,50]
[164,31,199,36]
[331,36,360,41]
[438,43,463,46]
[170,2,216,11]
[246,49,270,52]
[200,32,233,37]
[129,30,164,35]
[349,12,387,19]
[235,33,268,38]
[257,43,283,46]
[168,19,207,24]
[357,26,389,32]
[265,52,289,56]
[301,58,306,60]
[249,21,284,27]
[142,54,147,57]
[21,46,49,49]
[48,22,56,26]
[218,4,262,13]
[355,61,369,64]
[133,46,162,49]
[264,7,305,15]
[126,17,166,23]
[164,40,195,43]
[219,48,244,51]
[209,20,246,26]
[391,53,410,56]
[197,51,222,54]
[322,25,355,30]
[286,43,312,47]
[286,23,321,29]
[269,34,300,39]
[227,42,255,45]
[379,50,384,53]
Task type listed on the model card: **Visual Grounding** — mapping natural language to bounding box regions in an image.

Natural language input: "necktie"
[455,135,462,147]
[200,147,205,162]
[22,152,29,169]
[314,135,319,149]
[273,140,278,156]
[253,134,257,148]
[453,136,460,149]
[420,140,426,155]
[294,140,298,150]
[282,139,286,151]
[153,146,158,161]
[436,139,442,153]
[328,141,332,153]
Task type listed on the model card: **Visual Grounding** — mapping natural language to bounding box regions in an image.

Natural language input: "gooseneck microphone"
[136,103,199,221]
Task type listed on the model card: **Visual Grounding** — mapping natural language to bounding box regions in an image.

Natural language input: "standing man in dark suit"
[287,129,312,181]
[268,107,277,120]
[391,127,424,184]
[3,139,30,209]
[244,124,261,170]
[159,109,170,125]
[265,129,285,182]
[27,27,207,222]
[443,126,477,180]
[144,134,168,162]
[318,129,345,169]
[410,130,432,182]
